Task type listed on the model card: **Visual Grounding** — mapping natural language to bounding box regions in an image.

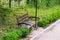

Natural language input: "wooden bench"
[14,12,40,28]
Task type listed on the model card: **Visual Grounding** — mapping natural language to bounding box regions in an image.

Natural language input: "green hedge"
[38,7,60,27]
[2,28,32,40]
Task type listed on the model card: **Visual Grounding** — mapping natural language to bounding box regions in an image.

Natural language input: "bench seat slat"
[21,21,35,28]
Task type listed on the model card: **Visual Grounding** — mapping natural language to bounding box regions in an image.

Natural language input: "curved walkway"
[32,19,60,40]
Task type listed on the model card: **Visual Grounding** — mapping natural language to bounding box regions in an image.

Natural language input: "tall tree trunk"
[17,0,20,7]
[46,0,50,7]
[9,0,11,8]
[26,0,30,4]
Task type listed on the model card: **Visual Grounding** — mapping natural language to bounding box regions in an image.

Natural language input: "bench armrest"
[29,16,40,19]
[18,22,31,26]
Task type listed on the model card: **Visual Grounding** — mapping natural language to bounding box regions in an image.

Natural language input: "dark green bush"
[0,5,13,24]
[2,32,19,40]
[38,9,60,27]
[20,28,29,37]
[2,28,31,40]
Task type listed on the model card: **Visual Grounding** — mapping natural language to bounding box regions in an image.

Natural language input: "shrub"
[20,28,29,37]
[2,28,32,40]
[0,5,13,24]
[38,6,60,27]
[2,32,19,40]
[15,29,23,37]
[38,19,48,27]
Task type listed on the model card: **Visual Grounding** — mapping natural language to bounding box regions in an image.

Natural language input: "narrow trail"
[33,19,60,40]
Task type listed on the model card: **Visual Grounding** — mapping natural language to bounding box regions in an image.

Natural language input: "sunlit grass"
[11,6,60,27]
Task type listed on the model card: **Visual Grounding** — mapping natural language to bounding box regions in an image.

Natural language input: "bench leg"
[17,24,22,28]
[34,24,38,30]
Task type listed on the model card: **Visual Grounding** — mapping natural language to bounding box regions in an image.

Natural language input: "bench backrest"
[16,13,29,23]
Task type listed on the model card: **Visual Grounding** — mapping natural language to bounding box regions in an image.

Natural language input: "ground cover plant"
[1,28,32,40]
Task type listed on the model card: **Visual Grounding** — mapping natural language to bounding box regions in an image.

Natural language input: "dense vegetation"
[0,0,60,8]
[2,28,32,40]
[37,6,60,27]
[0,0,60,40]
[0,5,12,24]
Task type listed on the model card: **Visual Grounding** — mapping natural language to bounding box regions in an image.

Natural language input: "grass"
[0,6,60,40]
[37,6,60,27]
[13,6,60,27]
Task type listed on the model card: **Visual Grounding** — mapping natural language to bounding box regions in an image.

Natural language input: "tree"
[46,0,50,7]
[14,0,21,7]
[9,0,11,8]
[26,0,30,4]
[17,0,21,7]
[56,0,60,5]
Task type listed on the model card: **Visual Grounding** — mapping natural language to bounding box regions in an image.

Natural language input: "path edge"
[30,19,60,40]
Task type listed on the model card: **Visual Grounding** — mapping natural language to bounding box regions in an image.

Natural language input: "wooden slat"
[18,13,28,18]
[19,14,28,21]
[21,21,35,28]
[19,17,29,23]
[17,13,29,23]
[16,13,36,28]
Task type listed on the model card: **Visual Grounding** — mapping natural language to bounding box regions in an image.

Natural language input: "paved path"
[34,19,60,40]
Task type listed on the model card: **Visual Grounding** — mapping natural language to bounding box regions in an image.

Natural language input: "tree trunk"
[9,0,11,8]
[17,0,20,7]
[26,0,30,4]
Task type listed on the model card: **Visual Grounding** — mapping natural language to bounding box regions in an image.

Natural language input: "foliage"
[0,0,60,8]
[26,0,60,8]
[2,32,19,40]
[0,0,60,39]
[37,6,60,27]
[1,28,32,40]
[0,5,13,24]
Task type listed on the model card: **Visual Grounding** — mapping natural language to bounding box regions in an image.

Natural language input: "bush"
[2,32,19,40]
[0,5,13,24]
[38,20,48,27]
[20,28,29,37]
[37,6,60,27]
[2,28,32,40]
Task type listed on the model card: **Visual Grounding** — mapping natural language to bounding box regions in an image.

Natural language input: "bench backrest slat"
[17,13,29,23]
